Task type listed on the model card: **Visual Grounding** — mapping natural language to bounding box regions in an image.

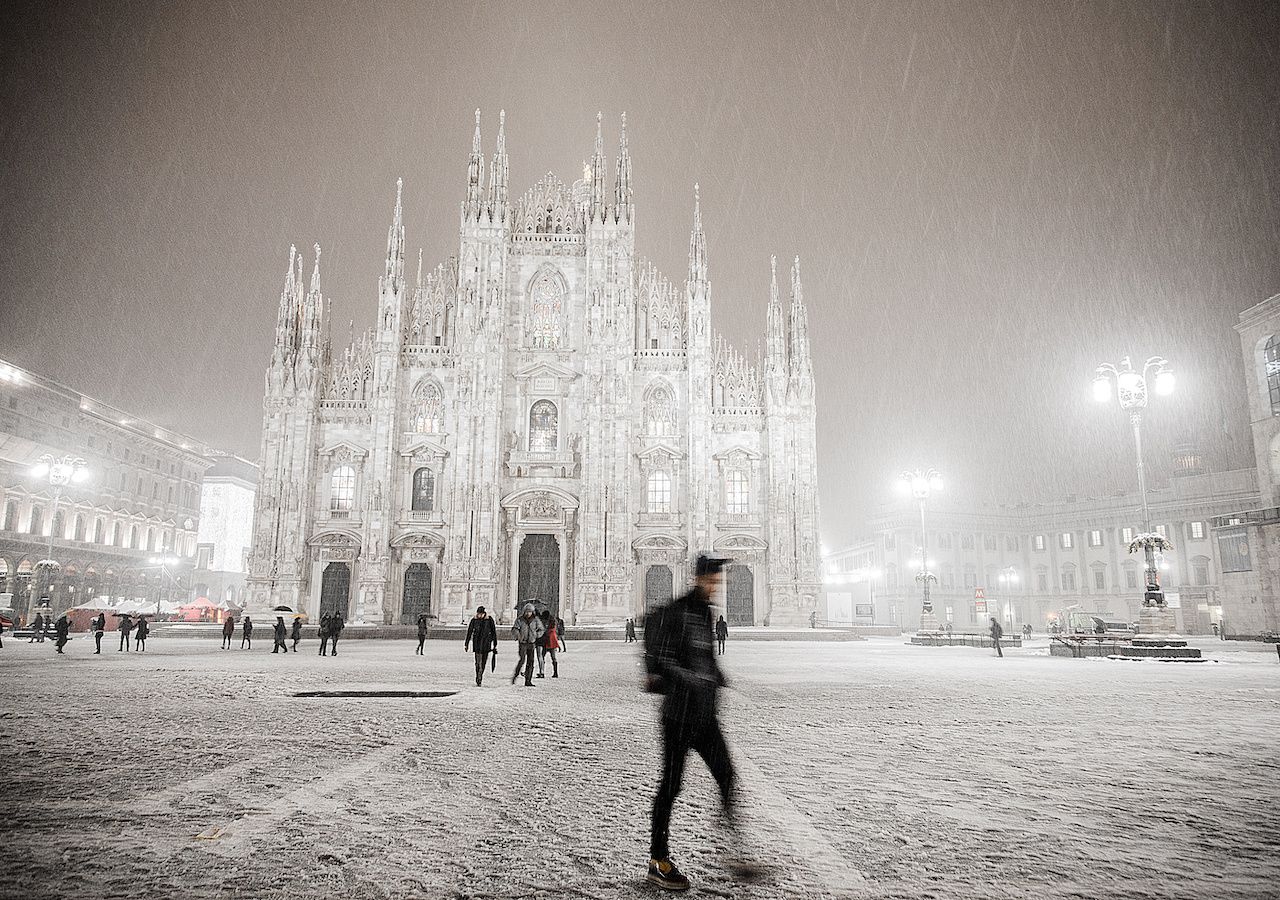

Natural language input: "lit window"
[411,467,435,512]
[1034,535,1046,551]
[1265,335,1280,416]
[1121,527,1135,543]
[411,382,443,433]
[330,465,356,511]
[726,471,750,515]
[1155,524,1167,538]
[1060,532,1074,549]
[1089,530,1103,548]
[529,400,559,451]
[529,270,564,349]
[1189,521,1205,540]
[647,471,672,513]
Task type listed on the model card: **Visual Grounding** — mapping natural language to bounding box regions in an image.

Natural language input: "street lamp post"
[147,555,181,617]
[998,565,1019,627]
[28,454,89,619]
[1092,356,1175,599]
[897,468,943,632]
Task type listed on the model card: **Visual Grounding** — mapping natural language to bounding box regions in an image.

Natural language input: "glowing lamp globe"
[1154,369,1175,396]
[1092,376,1112,403]
[30,462,50,479]
[928,473,944,492]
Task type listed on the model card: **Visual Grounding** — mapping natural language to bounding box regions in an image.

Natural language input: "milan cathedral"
[244,110,822,626]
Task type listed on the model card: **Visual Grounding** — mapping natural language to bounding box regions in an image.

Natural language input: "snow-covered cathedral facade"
[245,111,822,627]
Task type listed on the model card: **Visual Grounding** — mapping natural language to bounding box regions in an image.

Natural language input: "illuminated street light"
[26,453,89,618]
[1092,355,1175,602]
[896,468,943,632]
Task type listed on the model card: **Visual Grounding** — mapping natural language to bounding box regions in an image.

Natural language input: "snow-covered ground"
[0,635,1276,899]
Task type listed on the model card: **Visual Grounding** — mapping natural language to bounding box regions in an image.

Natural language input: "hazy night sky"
[2,1,1277,543]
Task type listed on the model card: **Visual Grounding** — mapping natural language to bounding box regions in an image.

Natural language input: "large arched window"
[529,400,559,451]
[28,505,43,535]
[647,471,672,513]
[1266,336,1280,416]
[528,270,565,349]
[411,467,435,512]
[644,384,676,436]
[330,465,356,511]
[725,471,750,515]
[2,499,17,531]
[411,381,444,433]
[92,517,104,544]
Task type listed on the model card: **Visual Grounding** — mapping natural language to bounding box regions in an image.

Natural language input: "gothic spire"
[385,177,405,282]
[466,108,484,217]
[590,111,607,222]
[488,109,508,221]
[613,111,632,224]
[688,182,707,285]
[274,244,300,360]
[415,248,424,289]
[301,243,324,351]
[789,255,814,389]
[309,242,321,296]
[765,254,787,379]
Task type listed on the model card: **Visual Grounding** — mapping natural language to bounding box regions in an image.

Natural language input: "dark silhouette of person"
[221,616,235,649]
[118,614,134,652]
[290,617,302,652]
[509,603,544,686]
[329,614,344,655]
[625,618,637,643]
[416,613,429,655]
[715,615,728,655]
[272,616,288,653]
[318,614,332,656]
[29,612,44,643]
[990,617,1004,658]
[240,615,253,650]
[92,612,106,654]
[556,614,568,652]
[54,613,71,654]
[464,606,498,686]
[134,616,149,651]
[643,554,745,891]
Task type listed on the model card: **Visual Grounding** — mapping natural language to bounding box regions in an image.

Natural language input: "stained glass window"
[330,465,356,511]
[529,400,559,451]
[412,467,435,512]
[412,382,443,433]
[529,271,564,349]
[647,471,672,513]
[645,385,676,436]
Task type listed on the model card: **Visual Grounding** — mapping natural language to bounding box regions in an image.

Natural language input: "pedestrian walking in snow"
[715,615,728,655]
[240,615,253,650]
[134,616,149,652]
[92,612,106,654]
[416,613,429,655]
[118,614,134,652]
[464,605,498,686]
[221,616,234,650]
[272,616,288,653]
[989,617,1004,658]
[809,609,818,629]
[29,613,44,643]
[318,614,332,656]
[290,617,302,652]
[625,618,638,643]
[643,554,748,891]
[557,614,568,652]
[510,602,544,686]
[54,613,71,654]
[329,614,344,655]
[41,613,51,643]
[540,610,560,678]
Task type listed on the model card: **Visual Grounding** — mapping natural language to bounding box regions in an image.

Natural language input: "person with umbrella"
[240,615,253,650]
[271,615,288,654]
[54,611,72,654]
[220,615,235,650]
[290,616,303,652]
[92,611,106,654]
[117,613,134,652]
[134,615,150,652]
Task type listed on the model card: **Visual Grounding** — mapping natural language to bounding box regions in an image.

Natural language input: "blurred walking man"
[510,602,544,687]
[989,617,1004,658]
[644,554,751,891]
[465,606,498,686]
[54,612,71,654]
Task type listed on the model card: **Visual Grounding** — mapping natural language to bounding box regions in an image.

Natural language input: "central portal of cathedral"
[517,534,560,614]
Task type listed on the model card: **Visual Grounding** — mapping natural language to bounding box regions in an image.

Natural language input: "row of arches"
[1,497,186,554]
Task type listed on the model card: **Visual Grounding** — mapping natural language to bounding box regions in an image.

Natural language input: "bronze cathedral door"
[517,534,560,615]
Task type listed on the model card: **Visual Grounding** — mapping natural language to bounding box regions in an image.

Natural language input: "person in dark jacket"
[134,616,149,651]
[240,615,253,650]
[272,616,288,653]
[509,602,545,686]
[643,554,746,891]
[416,613,430,655]
[118,614,134,652]
[318,614,332,656]
[715,615,728,655]
[290,617,303,652]
[625,618,638,642]
[92,612,107,654]
[329,614,344,655]
[54,613,71,654]
[539,610,560,678]
[464,606,498,686]
[989,617,1004,658]
[41,613,52,643]
[29,612,44,643]
[221,616,234,650]
[556,614,568,653]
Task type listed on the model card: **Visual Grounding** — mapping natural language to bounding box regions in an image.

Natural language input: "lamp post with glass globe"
[147,554,182,617]
[897,468,944,632]
[1091,356,1174,598]
[28,454,89,618]
[997,565,1019,627]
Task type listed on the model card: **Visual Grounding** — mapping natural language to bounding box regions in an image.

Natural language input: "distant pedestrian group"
[318,613,344,656]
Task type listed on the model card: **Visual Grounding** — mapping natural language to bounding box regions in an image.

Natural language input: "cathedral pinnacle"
[416,248,424,289]
[385,178,405,282]
[488,108,509,219]
[613,111,632,223]
[688,182,707,284]
[590,111,607,222]
[310,242,321,295]
[466,109,484,217]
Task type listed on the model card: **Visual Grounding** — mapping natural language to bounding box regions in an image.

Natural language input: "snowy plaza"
[1,635,1276,900]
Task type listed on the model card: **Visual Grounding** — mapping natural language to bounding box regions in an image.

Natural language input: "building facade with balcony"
[825,462,1257,634]
[0,359,214,622]
[246,111,822,627]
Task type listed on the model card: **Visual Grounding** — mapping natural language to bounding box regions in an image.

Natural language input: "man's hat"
[476,605,486,614]
[695,554,731,577]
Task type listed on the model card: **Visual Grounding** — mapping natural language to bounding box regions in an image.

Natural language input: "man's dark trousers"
[474,651,490,685]
[513,643,535,684]
[650,715,735,860]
